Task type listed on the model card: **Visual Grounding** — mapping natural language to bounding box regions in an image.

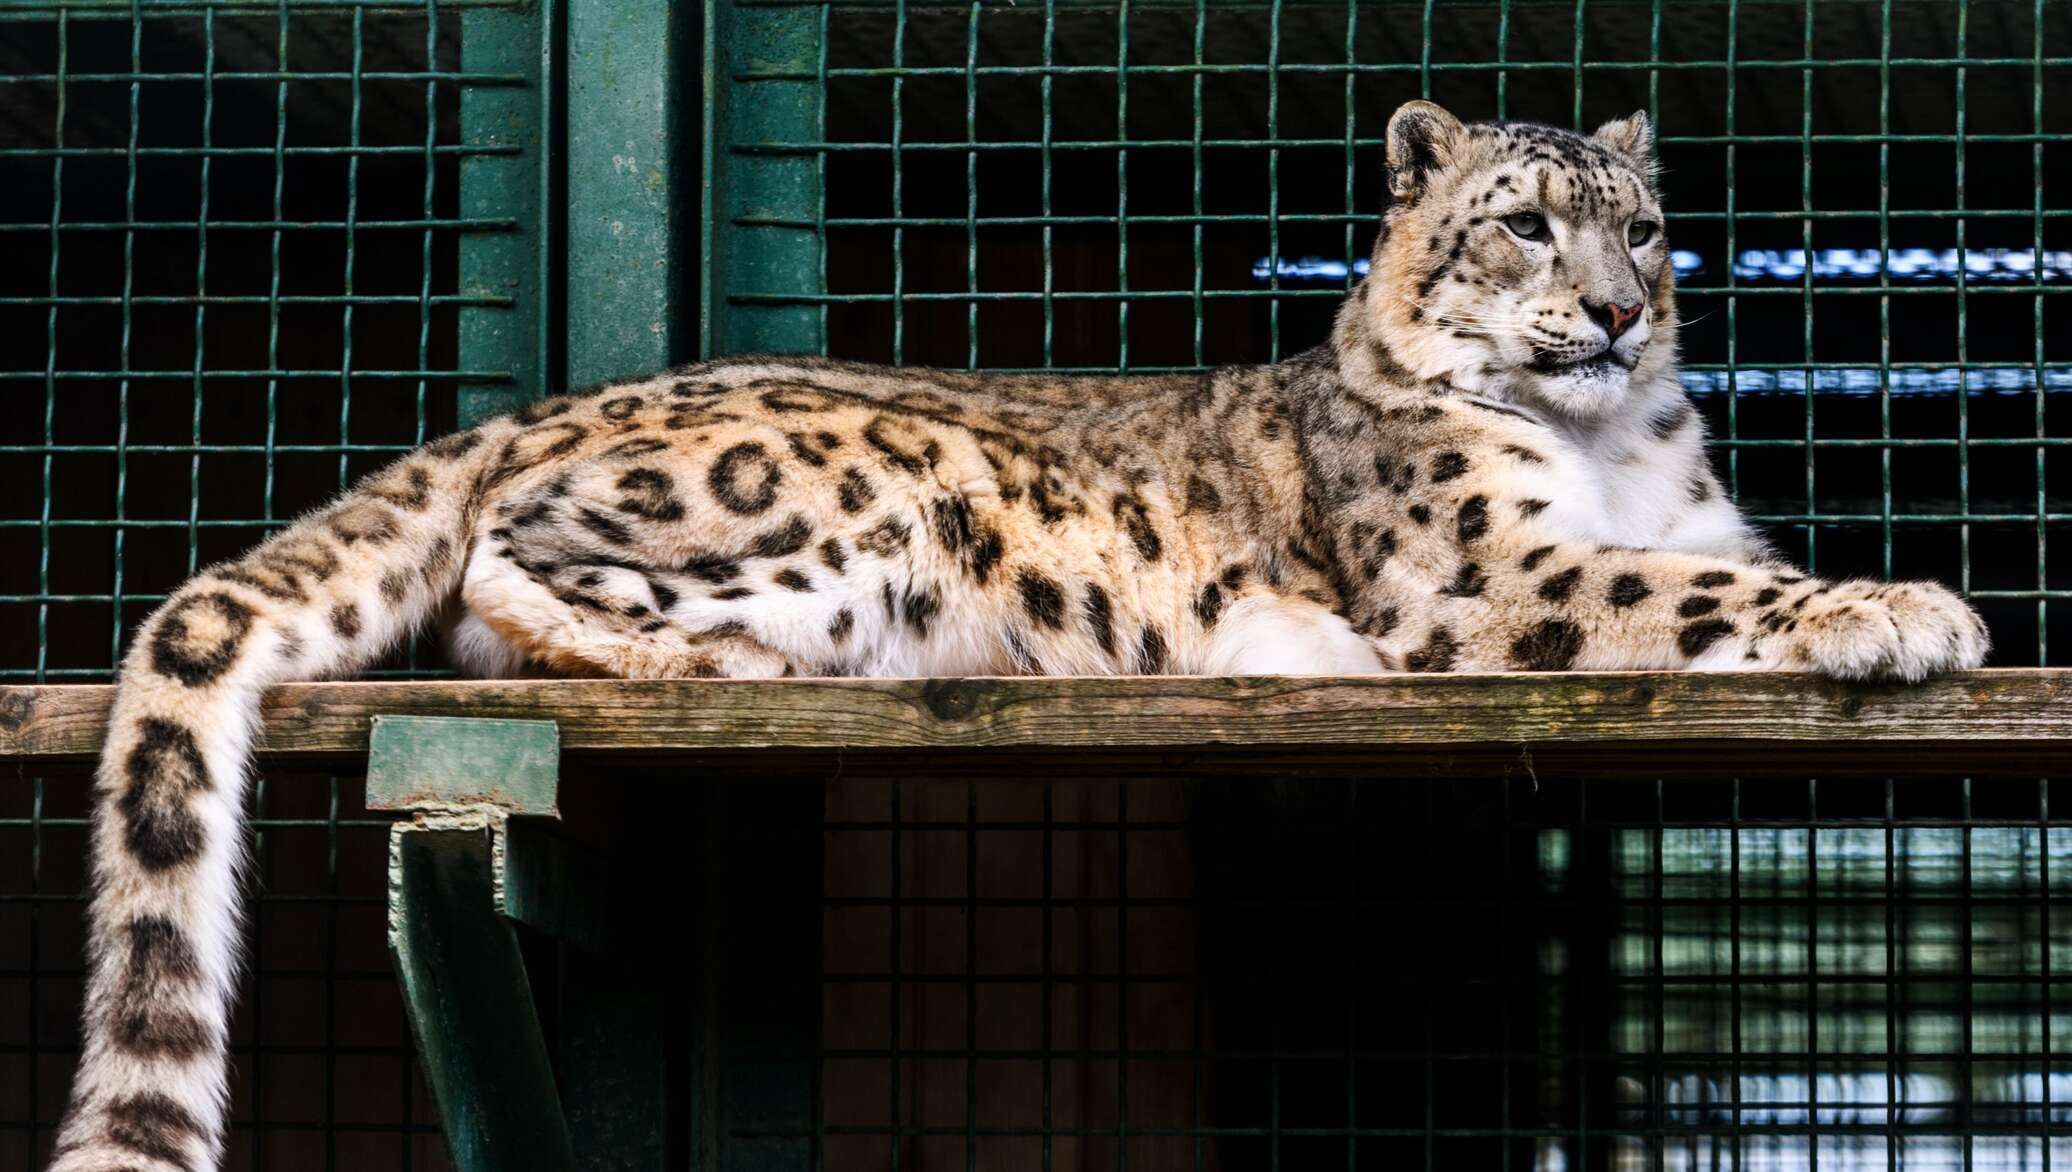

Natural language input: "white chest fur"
[1464,389,1761,561]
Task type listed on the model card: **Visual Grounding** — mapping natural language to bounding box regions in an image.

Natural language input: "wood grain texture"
[2,671,2066,776]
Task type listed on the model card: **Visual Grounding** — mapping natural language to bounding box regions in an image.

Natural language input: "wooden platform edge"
[2,670,2066,766]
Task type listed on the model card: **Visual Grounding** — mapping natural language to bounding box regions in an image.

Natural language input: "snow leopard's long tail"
[46,418,514,1172]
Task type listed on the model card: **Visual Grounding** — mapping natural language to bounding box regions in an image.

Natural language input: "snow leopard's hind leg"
[462,541,797,679]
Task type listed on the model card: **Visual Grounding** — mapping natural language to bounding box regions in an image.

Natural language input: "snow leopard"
[48,100,1985,1172]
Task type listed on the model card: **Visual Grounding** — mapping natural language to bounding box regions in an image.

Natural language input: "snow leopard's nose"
[1582,298,1644,341]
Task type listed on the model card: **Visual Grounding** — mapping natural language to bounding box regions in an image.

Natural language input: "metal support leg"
[389,815,578,1172]
[373,714,667,1171]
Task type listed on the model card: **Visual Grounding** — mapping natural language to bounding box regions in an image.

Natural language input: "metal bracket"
[368,714,562,816]
[388,812,577,1172]
[378,715,663,1172]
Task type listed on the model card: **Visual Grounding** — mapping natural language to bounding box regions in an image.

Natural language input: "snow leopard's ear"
[1385,100,1465,203]
[1592,110,1655,166]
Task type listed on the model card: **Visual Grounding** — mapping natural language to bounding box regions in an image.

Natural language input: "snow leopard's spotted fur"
[50,102,1985,1172]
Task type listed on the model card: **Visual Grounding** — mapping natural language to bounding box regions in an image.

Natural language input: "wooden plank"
[3,671,2067,772]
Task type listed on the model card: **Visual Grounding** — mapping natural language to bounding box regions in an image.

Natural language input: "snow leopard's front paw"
[1788,579,1989,682]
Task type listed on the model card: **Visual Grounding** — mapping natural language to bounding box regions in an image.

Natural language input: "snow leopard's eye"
[1503,211,1549,242]
[1627,220,1658,247]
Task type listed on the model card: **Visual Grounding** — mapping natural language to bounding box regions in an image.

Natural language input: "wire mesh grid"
[0,2,522,1166]
[718,0,2070,663]
[0,766,451,1171]
[798,773,2072,1172]
[0,0,531,682]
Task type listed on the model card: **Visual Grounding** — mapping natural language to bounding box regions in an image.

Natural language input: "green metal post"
[698,8,828,1165]
[702,0,825,357]
[379,715,676,1172]
[459,0,554,424]
[566,0,688,386]
[389,817,578,1172]
[374,714,666,1172]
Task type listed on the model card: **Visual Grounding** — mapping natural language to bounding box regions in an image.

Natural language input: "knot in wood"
[921,678,982,722]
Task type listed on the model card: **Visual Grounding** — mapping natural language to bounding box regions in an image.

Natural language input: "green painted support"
[366,715,561,815]
[390,818,577,1172]
[702,0,825,357]
[381,716,568,1170]
[566,0,688,387]
[376,714,667,1171]
[459,0,553,424]
[499,822,612,954]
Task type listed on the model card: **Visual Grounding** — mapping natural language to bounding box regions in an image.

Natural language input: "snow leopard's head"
[1359,100,1677,419]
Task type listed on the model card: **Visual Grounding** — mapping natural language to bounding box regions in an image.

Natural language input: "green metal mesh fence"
[0,0,543,682]
[707,0,2070,665]
[0,2,540,1166]
[799,772,2072,1172]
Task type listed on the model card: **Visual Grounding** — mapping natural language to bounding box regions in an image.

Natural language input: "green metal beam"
[459,0,553,424]
[389,818,577,1172]
[566,0,687,386]
[702,0,824,357]
[379,715,568,1169]
[374,714,667,1170]
[499,821,611,954]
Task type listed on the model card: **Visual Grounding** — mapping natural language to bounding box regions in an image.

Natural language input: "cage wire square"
[0,1,499,1167]
[789,773,2072,1172]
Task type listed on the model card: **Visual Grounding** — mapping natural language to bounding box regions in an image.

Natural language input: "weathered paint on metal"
[701,0,824,356]
[373,713,661,1167]
[459,0,553,424]
[567,0,684,387]
[388,818,577,1172]
[366,714,561,815]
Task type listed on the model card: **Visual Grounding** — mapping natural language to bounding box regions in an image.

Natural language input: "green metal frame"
[458,0,554,426]
[387,813,577,1172]
[374,714,667,1172]
[565,0,687,387]
[702,0,825,357]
